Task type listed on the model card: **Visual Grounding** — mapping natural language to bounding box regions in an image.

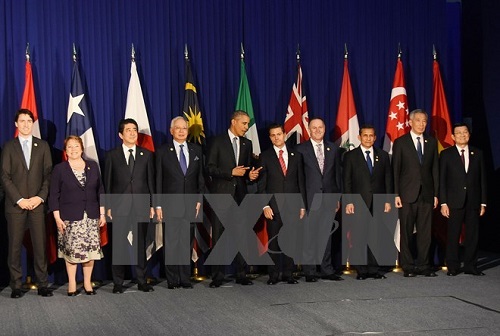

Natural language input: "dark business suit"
[104,145,154,286]
[343,146,393,275]
[392,133,438,273]
[49,160,103,221]
[439,145,487,273]
[156,142,205,285]
[1,137,52,290]
[206,133,254,281]
[258,145,306,281]
[296,140,341,277]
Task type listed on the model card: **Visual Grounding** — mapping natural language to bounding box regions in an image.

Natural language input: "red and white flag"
[383,56,410,252]
[431,58,453,153]
[125,61,155,152]
[18,60,41,138]
[334,58,360,149]
[284,64,310,144]
[383,57,410,156]
[124,59,160,258]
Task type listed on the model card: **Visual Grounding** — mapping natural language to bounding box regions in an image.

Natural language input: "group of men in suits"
[0,108,488,298]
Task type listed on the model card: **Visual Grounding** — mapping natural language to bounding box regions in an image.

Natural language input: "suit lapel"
[63,161,86,189]
[223,135,237,166]
[13,138,29,171]
[168,144,184,175]
[238,137,247,166]
[307,141,322,174]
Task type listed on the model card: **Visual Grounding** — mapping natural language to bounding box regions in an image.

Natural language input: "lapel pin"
[290,152,295,156]
[140,152,144,156]
[34,143,38,147]
[471,151,474,155]
[326,147,330,151]
[375,156,379,162]
[170,147,174,151]
[424,139,428,143]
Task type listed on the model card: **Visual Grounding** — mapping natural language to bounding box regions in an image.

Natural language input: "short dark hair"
[452,122,471,134]
[267,123,285,135]
[308,117,325,126]
[118,118,138,134]
[15,109,34,122]
[231,110,249,120]
[64,135,84,152]
[359,124,376,135]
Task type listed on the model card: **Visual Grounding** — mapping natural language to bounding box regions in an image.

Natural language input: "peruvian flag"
[431,58,453,153]
[383,57,410,156]
[18,60,41,138]
[125,60,155,152]
[334,58,360,150]
[284,64,310,144]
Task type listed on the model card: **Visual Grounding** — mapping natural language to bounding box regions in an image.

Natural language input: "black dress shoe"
[447,270,459,276]
[356,274,368,280]
[322,274,344,281]
[464,270,485,276]
[422,271,438,277]
[180,283,193,289]
[37,287,53,297]
[83,288,96,295]
[305,276,318,283]
[167,283,180,289]
[403,272,417,277]
[138,283,154,292]
[283,277,298,284]
[267,279,279,285]
[372,274,387,280]
[112,284,124,294]
[235,278,253,286]
[11,289,23,299]
[209,280,222,288]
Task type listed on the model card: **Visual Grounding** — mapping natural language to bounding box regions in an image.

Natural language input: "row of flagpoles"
[18,42,453,264]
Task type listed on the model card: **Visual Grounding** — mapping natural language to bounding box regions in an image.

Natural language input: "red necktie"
[278,149,287,176]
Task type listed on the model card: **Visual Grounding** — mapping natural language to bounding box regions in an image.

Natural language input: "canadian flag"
[383,57,410,156]
[334,58,360,150]
[284,64,310,144]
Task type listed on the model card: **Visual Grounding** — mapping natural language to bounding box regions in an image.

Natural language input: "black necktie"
[128,148,135,173]
[460,149,465,170]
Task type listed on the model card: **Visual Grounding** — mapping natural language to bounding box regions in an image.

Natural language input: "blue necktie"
[179,144,187,175]
[416,137,423,164]
[232,137,238,163]
[365,150,373,175]
[22,139,30,168]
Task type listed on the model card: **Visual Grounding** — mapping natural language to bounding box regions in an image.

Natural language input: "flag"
[383,56,410,252]
[67,60,108,246]
[235,58,267,254]
[334,58,360,150]
[431,59,453,153]
[18,60,41,138]
[125,61,155,152]
[284,64,310,144]
[124,59,160,259]
[181,56,210,262]
[19,58,57,264]
[236,59,261,155]
[431,57,455,249]
[183,58,205,145]
[383,57,410,156]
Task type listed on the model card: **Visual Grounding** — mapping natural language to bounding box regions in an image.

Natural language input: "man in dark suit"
[296,117,343,282]
[1,109,53,298]
[156,116,205,289]
[258,123,306,285]
[393,109,439,277]
[343,125,393,279]
[206,110,261,288]
[104,118,155,293]
[439,122,487,276]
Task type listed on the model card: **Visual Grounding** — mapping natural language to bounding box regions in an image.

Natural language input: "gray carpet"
[1,257,500,336]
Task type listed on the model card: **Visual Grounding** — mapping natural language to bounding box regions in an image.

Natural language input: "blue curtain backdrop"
[1,0,461,152]
[0,0,464,282]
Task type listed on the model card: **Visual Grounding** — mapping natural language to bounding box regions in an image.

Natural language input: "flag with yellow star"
[182,58,205,145]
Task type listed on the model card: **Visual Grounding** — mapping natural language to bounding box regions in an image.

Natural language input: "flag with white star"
[383,57,409,156]
[67,62,99,165]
